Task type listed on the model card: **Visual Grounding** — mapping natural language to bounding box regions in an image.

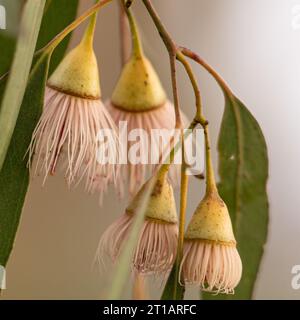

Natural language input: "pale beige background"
[2,0,300,299]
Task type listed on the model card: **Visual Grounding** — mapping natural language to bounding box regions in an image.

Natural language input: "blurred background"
[1,0,300,299]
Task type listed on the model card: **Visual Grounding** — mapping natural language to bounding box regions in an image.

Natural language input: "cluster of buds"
[28,5,242,297]
[29,8,186,200]
[100,174,242,294]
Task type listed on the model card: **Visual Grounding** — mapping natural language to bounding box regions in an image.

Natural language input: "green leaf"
[161,263,185,300]
[0,74,8,105]
[0,0,79,267]
[0,35,16,75]
[0,51,51,266]
[0,0,47,171]
[203,94,269,300]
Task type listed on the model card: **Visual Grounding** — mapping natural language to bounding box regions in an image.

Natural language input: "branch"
[179,46,233,97]
[176,51,207,125]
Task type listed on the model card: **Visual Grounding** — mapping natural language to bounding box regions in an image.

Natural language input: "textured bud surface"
[112,55,166,111]
[126,175,178,224]
[48,41,101,99]
[185,192,236,244]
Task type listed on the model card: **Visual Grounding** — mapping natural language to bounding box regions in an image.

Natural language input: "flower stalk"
[141,0,221,295]
[119,1,131,65]
[122,2,144,59]
[174,160,188,299]
[41,0,114,54]
[81,12,98,49]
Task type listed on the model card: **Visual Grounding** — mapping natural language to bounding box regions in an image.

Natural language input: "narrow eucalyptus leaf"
[0,52,51,266]
[0,0,46,171]
[0,35,16,75]
[203,94,269,300]
[0,0,79,268]
[0,75,7,105]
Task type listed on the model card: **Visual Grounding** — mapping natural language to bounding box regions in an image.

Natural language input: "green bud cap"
[126,174,178,224]
[111,55,167,112]
[185,192,236,245]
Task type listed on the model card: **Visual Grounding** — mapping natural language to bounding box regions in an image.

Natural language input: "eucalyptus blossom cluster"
[28,2,242,297]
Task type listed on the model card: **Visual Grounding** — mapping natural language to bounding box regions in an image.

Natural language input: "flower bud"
[105,52,188,197]
[97,174,178,275]
[111,54,166,112]
[48,37,101,99]
[180,192,242,294]
[126,174,178,224]
[29,26,118,190]
[185,192,236,245]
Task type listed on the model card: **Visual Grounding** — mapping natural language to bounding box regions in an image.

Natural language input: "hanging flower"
[180,191,242,294]
[96,173,178,275]
[29,18,118,191]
